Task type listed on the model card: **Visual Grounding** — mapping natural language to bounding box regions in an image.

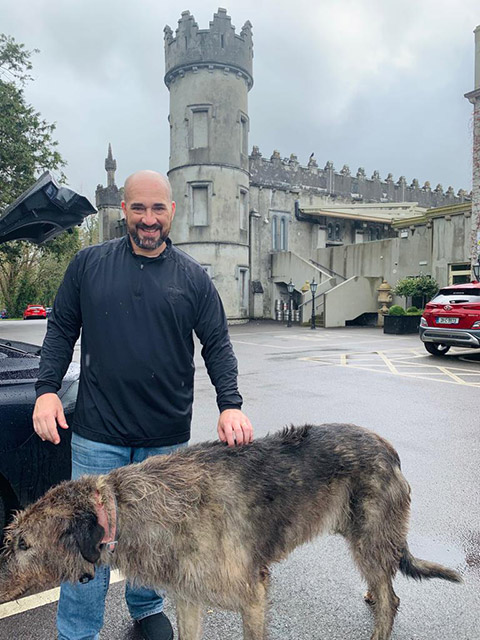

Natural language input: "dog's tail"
[399,546,462,583]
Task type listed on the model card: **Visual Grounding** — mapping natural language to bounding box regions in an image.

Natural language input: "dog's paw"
[364,590,376,605]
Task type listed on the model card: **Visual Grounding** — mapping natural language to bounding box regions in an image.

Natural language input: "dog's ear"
[63,511,105,564]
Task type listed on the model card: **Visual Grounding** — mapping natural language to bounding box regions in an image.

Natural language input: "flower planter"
[383,315,421,335]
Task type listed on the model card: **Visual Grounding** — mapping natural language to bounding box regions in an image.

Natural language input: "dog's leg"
[176,598,203,640]
[241,570,269,640]
[368,578,399,640]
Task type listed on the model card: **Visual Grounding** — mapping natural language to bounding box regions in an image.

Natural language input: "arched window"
[272,216,278,250]
[335,224,341,241]
[327,223,333,240]
[280,217,286,250]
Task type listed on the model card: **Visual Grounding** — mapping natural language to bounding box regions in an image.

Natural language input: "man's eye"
[18,538,29,551]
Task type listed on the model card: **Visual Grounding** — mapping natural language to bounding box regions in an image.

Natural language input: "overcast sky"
[1,0,479,205]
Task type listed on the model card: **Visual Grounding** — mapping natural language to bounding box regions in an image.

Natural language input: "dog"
[0,424,461,640]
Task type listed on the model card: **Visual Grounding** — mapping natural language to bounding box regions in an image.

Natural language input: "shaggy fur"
[0,424,461,640]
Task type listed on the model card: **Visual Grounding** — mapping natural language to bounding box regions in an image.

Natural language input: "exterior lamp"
[473,262,480,282]
[286,279,295,327]
[310,278,318,330]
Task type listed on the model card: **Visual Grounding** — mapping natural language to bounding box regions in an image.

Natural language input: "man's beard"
[128,223,169,251]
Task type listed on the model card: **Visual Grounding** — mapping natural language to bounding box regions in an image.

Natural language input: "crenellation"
[164,8,253,89]
[249,147,469,207]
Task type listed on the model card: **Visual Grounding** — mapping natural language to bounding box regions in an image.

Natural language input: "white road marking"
[0,570,124,619]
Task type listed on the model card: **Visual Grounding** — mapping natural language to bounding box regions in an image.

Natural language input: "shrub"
[393,275,439,307]
[406,306,419,314]
[389,305,406,316]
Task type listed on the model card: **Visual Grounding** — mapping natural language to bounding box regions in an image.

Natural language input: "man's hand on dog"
[33,393,69,445]
[217,409,253,447]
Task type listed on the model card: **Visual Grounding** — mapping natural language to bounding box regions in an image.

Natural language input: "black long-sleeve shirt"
[35,237,242,446]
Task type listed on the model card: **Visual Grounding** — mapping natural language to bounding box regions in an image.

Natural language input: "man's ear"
[121,201,126,217]
[63,512,105,564]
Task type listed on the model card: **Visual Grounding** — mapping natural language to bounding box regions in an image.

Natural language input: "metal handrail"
[309,258,346,281]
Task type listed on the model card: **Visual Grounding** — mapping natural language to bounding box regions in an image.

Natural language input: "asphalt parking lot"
[0,319,479,639]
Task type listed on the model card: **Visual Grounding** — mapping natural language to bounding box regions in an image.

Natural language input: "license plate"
[436,317,459,324]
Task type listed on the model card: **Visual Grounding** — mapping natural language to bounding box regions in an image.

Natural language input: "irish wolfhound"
[0,424,461,640]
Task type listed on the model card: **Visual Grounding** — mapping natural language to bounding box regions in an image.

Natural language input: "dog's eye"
[18,538,30,551]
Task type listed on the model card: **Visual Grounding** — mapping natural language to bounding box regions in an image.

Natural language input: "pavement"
[0,319,479,639]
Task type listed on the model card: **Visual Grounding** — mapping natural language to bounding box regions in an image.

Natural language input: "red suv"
[420,282,480,355]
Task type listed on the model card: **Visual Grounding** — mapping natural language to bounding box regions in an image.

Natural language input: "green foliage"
[388,305,406,316]
[406,306,419,313]
[0,34,71,317]
[0,34,66,212]
[393,275,439,307]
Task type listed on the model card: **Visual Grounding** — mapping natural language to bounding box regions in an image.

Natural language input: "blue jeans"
[57,433,187,640]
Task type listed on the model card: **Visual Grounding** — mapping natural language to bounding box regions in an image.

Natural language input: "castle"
[96,8,475,325]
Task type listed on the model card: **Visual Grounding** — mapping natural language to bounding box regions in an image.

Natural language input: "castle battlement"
[164,8,253,89]
[249,147,471,208]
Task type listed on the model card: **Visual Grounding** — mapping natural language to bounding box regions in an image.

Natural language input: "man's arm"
[194,275,253,446]
[33,253,83,444]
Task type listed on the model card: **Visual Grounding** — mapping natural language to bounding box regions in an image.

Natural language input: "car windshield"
[432,289,480,304]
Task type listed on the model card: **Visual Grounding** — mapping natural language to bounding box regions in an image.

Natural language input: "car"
[45,306,53,317]
[0,172,95,534]
[0,309,6,319]
[23,304,48,320]
[419,282,480,355]
[0,338,80,533]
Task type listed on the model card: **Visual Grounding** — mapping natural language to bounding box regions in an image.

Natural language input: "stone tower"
[465,25,480,269]
[164,8,254,320]
[96,143,123,241]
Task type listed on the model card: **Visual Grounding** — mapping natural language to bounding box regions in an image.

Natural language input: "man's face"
[122,175,176,256]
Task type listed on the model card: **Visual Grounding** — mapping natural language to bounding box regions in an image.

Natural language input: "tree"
[0,34,66,211]
[0,34,69,316]
[394,275,439,309]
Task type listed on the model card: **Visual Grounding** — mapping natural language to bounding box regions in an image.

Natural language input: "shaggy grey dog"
[0,424,461,640]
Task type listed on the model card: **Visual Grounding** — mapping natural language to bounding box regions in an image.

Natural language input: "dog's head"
[0,476,107,603]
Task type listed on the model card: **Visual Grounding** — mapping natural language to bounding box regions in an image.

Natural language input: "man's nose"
[142,209,158,225]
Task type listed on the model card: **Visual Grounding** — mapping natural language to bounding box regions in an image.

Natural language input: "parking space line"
[377,352,399,374]
[0,571,124,619]
[437,366,468,385]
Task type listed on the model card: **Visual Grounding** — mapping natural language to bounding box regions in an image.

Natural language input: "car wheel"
[424,342,450,356]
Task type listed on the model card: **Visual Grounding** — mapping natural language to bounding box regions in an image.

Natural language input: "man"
[33,170,253,640]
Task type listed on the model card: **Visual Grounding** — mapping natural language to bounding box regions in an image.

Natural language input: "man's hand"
[217,409,253,447]
[33,393,69,445]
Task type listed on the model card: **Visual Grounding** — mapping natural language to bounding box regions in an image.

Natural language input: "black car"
[0,172,95,533]
[0,339,80,531]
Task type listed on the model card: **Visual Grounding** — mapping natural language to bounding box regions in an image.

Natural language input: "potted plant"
[383,304,423,335]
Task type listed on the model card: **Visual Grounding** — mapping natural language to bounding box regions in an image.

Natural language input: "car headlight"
[420,317,428,327]
[472,320,480,328]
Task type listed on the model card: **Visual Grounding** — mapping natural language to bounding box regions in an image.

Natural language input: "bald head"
[123,170,172,204]
[121,170,176,257]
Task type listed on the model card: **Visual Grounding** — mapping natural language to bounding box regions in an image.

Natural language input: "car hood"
[0,338,79,384]
[0,172,96,245]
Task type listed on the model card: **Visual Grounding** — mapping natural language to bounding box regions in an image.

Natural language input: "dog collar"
[95,490,118,553]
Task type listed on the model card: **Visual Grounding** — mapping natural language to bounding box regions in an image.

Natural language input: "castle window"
[280,218,287,249]
[239,189,248,230]
[238,112,249,159]
[335,224,341,241]
[192,109,208,148]
[237,266,249,309]
[327,223,333,240]
[271,212,289,251]
[187,105,212,150]
[189,183,210,226]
